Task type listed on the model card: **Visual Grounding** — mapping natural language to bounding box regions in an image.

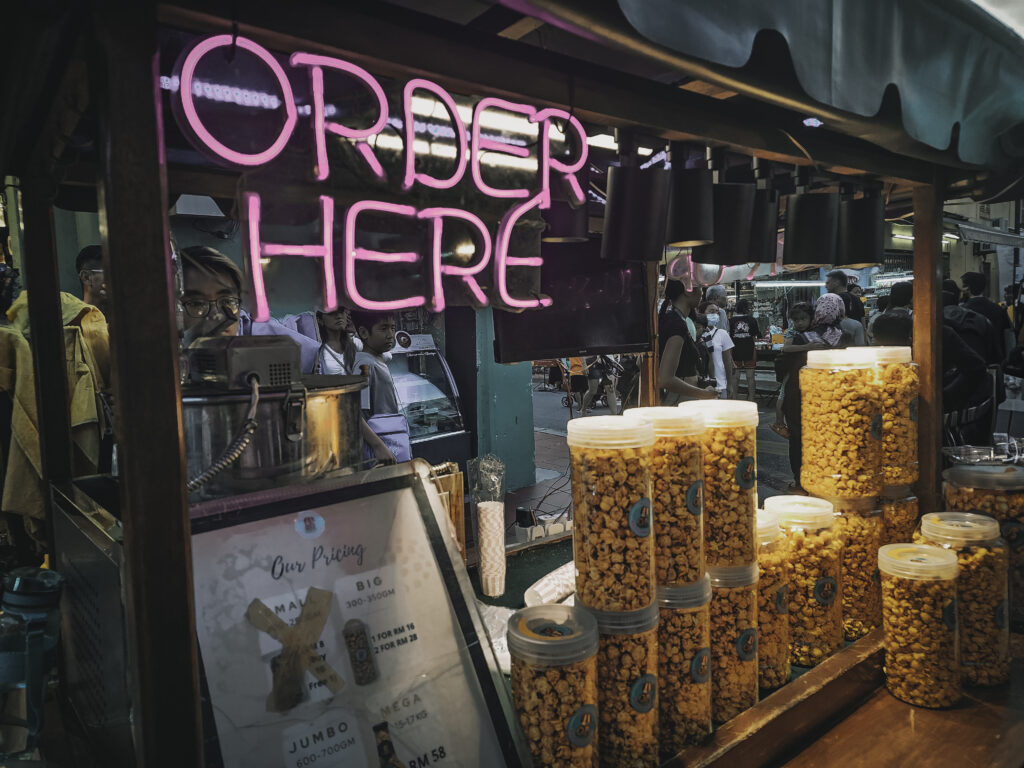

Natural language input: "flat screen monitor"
[492,236,652,363]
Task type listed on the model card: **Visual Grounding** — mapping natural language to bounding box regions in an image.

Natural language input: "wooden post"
[913,179,944,516]
[92,2,202,764]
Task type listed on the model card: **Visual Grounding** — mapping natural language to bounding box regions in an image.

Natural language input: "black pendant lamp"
[665,142,714,247]
[782,190,840,265]
[747,159,780,263]
[600,130,670,261]
[691,182,756,265]
[542,165,590,243]
[836,189,884,268]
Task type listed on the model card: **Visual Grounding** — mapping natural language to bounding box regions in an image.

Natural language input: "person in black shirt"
[658,279,718,404]
[729,299,761,401]
[961,271,1011,361]
[826,269,866,326]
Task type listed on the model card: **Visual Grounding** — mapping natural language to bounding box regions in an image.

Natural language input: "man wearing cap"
[961,271,1011,360]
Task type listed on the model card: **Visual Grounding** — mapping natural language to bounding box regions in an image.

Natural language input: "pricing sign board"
[191,463,524,767]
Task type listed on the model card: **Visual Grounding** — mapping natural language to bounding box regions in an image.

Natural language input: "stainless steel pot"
[183,377,364,501]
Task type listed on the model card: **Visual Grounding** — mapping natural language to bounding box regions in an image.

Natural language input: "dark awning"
[616,0,1024,168]
[956,222,1024,247]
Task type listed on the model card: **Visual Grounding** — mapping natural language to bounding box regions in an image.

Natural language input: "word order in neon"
[173,34,589,319]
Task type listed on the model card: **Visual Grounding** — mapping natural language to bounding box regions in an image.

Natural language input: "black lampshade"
[600,163,670,261]
[748,188,780,263]
[542,199,589,243]
[666,166,714,247]
[782,192,839,265]
[836,195,884,268]
[691,182,756,265]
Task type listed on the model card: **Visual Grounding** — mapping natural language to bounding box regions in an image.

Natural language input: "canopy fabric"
[617,0,1024,167]
[956,222,1024,247]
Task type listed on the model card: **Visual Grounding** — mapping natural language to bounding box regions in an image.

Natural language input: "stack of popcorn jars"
[568,416,659,766]
[916,512,1010,686]
[800,349,884,500]
[878,544,961,708]
[943,464,1024,632]
[767,496,843,668]
[873,347,919,487]
[656,575,712,757]
[755,509,791,690]
[830,497,883,640]
[507,605,600,767]
[707,564,759,723]
[880,485,919,546]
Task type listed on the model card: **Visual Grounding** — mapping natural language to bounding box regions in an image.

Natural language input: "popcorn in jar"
[507,605,599,768]
[582,604,660,768]
[943,464,1024,632]
[874,347,919,486]
[831,497,883,640]
[879,544,961,708]
[756,509,790,689]
[880,486,919,546]
[690,401,758,567]
[767,496,843,667]
[657,575,711,758]
[627,407,704,584]
[800,349,883,499]
[708,564,759,723]
[916,512,1009,686]
[568,416,656,611]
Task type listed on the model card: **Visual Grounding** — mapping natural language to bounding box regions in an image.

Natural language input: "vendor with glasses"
[180,246,245,342]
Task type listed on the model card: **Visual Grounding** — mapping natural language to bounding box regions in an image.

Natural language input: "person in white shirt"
[699,301,735,398]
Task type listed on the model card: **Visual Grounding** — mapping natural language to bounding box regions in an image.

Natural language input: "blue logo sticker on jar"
[686,480,703,516]
[775,583,790,615]
[870,413,883,441]
[294,511,325,539]
[629,674,657,713]
[566,704,597,748]
[814,576,838,606]
[735,456,756,490]
[736,628,758,661]
[629,498,652,537]
[943,598,958,632]
[996,599,1007,630]
[909,396,919,423]
[690,648,710,683]
[1001,521,1024,554]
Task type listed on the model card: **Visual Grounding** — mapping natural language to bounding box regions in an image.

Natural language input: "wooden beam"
[913,179,944,516]
[92,1,202,765]
[679,80,738,100]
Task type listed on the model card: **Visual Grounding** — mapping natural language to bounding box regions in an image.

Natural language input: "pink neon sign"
[471,98,535,199]
[418,208,492,312]
[343,200,426,311]
[494,190,553,309]
[535,108,588,205]
[401,79,469,191]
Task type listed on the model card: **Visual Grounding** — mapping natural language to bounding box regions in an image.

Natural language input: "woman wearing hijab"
[781,293,847,493]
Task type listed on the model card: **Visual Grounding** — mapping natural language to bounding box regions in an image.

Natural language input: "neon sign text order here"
[172,34,589,320]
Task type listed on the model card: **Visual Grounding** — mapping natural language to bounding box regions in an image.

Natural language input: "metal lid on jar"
[657,574,712,609]
[567,415,655,449]
[507,605,599,666]
[871,346,913,364]
[626,406,703,437]
[757,508,782,544]
[2,568,63,612]
[708,564,759,589]
[805,348,880,369]
[577,602,660,635]
[942,464,1024,491]
[766,496,835,529]
[698,400,758,428]
[921,512,1001,546]
[878,543,959,581]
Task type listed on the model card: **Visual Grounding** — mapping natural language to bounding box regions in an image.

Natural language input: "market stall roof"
[955,221,1024,247]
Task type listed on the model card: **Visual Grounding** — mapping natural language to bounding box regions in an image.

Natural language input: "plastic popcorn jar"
[880,486,919,546]
[580,604,660,768]
[878,544,961,709]
[873,346,919,486]
[507,604,600,768]
[768,496,844,667]
[627,407,705,585]
[690,401,759,567]
[916,512,1009,686]
[943,464,1024,632]
[800,348,883,499]
[568,416,656,611]
[708,564,759,723]
[756,509,791,690]
[831,496,883,640]
[656,575,711,758]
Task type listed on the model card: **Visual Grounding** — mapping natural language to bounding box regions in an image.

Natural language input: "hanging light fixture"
[747,159,780,263]
[692,150,755,265]
[836,186,884,268]
[601,129,670,261]
[782,173,839,265]
[665,142,713,247]
[542,165,590,243]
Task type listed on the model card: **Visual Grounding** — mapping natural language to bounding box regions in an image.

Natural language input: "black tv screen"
[493,236,652,363]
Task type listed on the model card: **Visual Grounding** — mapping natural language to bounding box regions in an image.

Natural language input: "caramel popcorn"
[702,426,757,567]
[658,604,711,756]
[879,361,919,486]
[757,539,791,689]
[595,629,659,768]
[571,445,655,610]
[881,491,919,546]
[652,434,704,584]
[709,581,758,722]
[800,366,883,499]
[785,525,844,667]
[833,503,883,640]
